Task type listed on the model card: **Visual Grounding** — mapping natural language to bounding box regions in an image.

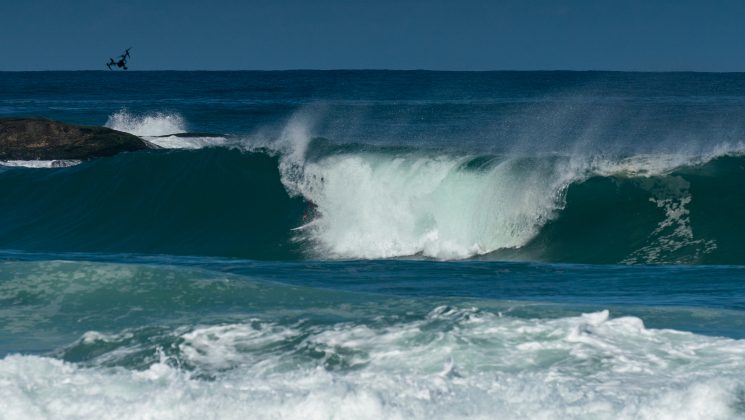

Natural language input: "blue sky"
[1,0,744,71]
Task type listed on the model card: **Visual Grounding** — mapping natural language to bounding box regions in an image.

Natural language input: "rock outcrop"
[0,118,158,160]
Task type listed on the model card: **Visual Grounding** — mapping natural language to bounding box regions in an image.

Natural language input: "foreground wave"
[1,138,744,263]
[1,259,744,419]
[4,312,744,420]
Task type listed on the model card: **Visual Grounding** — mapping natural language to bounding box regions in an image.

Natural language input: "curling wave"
[274,134,745,263]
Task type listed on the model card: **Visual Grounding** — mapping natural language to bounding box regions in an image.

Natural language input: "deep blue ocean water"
[1,71,745,419]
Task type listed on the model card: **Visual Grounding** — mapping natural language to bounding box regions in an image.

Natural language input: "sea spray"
[106,109,187,137]
[105,110,227,149]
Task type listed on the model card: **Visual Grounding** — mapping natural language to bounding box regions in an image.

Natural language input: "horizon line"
[2,69,745,74]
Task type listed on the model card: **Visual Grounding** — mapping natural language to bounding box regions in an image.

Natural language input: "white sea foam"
[2,309,744,419]
[623,176,717,264]
[144,135,228,149]
[0,160,81,168]
[106,110,187,137]
[104,110,228,149]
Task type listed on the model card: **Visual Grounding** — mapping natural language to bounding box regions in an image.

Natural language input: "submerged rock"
[0,118,159,160]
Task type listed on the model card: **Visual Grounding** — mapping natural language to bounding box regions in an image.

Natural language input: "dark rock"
[0,118,159,160]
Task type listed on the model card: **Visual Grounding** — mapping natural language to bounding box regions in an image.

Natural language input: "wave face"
[1,138,744,263]
[0,149,305,259]
[501,157,745,264]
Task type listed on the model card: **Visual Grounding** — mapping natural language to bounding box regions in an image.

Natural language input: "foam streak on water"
[0,160,81,168]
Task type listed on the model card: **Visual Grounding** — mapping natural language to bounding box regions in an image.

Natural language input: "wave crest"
[105,110,186,137]
[105,110,228,149]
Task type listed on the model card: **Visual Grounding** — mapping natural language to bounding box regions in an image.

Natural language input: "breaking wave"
[1,112,745,263]
[265,116,745,262]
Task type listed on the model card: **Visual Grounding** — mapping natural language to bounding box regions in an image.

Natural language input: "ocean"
[1,71,745,419]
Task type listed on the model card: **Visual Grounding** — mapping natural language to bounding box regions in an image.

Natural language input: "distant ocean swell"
[1,111,744,264]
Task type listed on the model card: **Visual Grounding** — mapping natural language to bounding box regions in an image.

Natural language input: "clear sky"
[1,0,744,71]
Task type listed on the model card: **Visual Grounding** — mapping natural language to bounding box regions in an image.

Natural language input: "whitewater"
[2,71,745,419]
[3,310,744,420]
[2,260,745,420]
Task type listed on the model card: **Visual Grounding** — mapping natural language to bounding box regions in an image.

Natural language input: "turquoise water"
[1,71,745,419]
